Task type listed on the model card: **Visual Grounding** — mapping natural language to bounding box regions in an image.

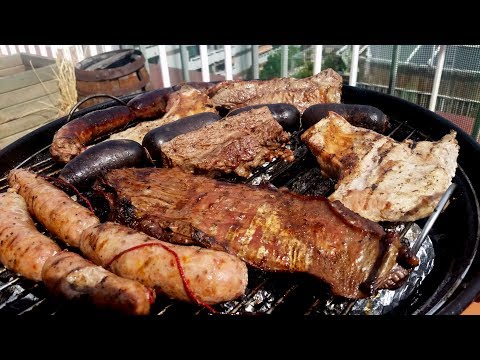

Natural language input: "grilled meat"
[301,112,459,222]
[8,171,99,248]
[209,68,342,113]
[42,251,153,315]
[80,222,248,304]
[160,106,294,178]
[50,106,136,163]
[108,85,216,144]
[0,191,61,281]
[0,191,152,314]
[95,167,417,299]
[8,169,248,305]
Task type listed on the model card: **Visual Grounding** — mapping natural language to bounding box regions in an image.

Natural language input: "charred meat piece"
[301,103,389,133]
[50,106,136,163]
[301,112,459,222]
[126,87,173,120]
[160,106,294,178]
[108,85,216,144]
[142,112,222,165]
[58,139,148,188]
[95,167,417,299]
[209,68,342,113]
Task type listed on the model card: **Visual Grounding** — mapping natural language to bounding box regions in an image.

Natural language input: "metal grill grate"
[0,117,438,316]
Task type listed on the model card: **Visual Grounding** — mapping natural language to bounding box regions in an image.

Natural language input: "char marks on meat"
[301,112,459,222]
[95,167,417,299]
[160,106,294,178]
[209,68,342,113]
[109,85,216,144]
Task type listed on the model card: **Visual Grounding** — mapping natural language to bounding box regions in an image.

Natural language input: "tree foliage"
[259,47,347,80]
[260,50,281,80]
[260,46,302,80]
[322,53,347,73]
[293,61,313,79]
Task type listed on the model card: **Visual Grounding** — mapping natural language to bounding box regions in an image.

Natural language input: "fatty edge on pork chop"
[301,111,459,222]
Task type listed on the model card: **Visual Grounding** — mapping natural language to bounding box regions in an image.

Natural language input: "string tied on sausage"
[105,242,217,314]
[44,176,95,214]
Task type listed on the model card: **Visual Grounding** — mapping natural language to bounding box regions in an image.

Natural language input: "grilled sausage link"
[80,222,248,304]
[8,169,99,248]
[8,169,248,305]
[42,251,153,315]
[126,88,173,119]
[0,191,153,315]
[50,106,136,163]
[0,191,61,281]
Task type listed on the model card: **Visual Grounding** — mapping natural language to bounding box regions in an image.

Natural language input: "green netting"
[356,45,480,140]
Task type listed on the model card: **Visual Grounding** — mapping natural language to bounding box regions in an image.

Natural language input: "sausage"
[42,251,153,315]
[227,103,301,132]
[50,106,136,163]
[8,168,248,305]
[0,192,61,281]
[301,103,389,133]
[59,140,148,187]
[127,87,174,120]
[142,112,222,163]
[8,169,100,248]
[0,191,152,315]
[80,222,248,305]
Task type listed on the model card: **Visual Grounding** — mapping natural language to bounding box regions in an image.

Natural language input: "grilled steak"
[301,112,459,222]
[209,68,342,113]
[108,85,216,144]
[95,167,417,299]
[160,106,294,178]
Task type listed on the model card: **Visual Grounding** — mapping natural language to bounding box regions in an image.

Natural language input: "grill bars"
[0,118,434,316]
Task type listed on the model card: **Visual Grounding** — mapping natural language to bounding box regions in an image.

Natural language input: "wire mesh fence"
[356,45,480,141]
[2,44,479,141]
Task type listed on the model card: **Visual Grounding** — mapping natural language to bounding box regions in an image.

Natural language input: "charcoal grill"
[0,85,479,316]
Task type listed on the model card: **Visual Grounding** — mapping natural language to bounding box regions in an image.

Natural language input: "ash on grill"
[0,118,442,316]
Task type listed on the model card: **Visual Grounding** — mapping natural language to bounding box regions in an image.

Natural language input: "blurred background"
[1,44,479,149]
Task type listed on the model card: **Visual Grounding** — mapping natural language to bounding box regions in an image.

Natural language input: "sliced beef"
[94,167,417,299]
[160,106,294,178]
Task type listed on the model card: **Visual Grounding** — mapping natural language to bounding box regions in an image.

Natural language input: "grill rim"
[1,85,479,315]
[342,85,480,314]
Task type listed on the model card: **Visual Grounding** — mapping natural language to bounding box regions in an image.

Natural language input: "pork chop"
[301,112,459,222]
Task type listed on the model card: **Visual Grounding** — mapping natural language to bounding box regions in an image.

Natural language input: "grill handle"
[66,94,128,123]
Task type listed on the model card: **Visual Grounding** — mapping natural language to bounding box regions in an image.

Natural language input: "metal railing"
[1,44,479,141]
